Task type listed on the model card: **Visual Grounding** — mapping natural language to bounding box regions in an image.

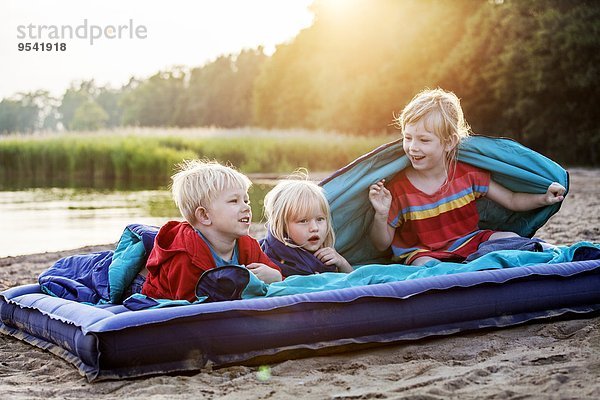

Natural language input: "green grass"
[0,128,394,189]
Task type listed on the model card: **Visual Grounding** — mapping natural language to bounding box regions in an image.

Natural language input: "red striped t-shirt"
[387,162,491,262]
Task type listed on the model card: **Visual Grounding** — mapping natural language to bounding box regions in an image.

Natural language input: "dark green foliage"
[96,87,123,128]
[178,49,267,127]
[120,69,186,127]
[70,100,109,131]
[0,91,53,133]
[436,0,600,165]
[58,81,97,130]
[254,0,477,134]
[252,0,599,165]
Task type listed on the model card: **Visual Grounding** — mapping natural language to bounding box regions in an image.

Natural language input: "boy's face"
[204,185,252,239]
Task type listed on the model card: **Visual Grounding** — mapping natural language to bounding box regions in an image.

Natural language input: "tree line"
[1,0,598,165]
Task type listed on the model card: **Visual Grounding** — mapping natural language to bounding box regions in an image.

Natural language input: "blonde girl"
[261,176,353,276]
[369,88,566,266]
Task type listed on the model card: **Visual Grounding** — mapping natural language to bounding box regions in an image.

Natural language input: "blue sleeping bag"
[39,224,158,304]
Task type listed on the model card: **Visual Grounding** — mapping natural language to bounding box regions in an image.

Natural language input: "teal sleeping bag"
[320,135,569,265]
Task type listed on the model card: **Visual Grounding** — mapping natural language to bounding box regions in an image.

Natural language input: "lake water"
[0,183,273,257]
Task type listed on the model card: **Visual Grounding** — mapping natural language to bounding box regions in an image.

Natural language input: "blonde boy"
[142,160,281,301]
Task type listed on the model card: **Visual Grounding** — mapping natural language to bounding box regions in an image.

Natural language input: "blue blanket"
[122,241,600,309]
[320,135,569,265]
[264,242,600,297]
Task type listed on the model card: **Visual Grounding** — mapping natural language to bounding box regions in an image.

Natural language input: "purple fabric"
[195,266,250,302]
[38,251,113,303]
[465,236,544,262]
[38,224,159,304]
[122,274,147,299]
[260,230,337,277]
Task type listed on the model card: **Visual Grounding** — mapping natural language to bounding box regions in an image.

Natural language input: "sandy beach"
[1,168,599,399]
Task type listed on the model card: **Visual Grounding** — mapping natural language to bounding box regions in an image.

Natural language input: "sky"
[0,0,314,99]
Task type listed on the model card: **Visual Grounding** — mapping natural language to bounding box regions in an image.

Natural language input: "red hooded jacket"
[141,221,280,301]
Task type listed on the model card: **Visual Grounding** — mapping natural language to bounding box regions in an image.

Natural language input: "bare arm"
[368,180,396,251]
[486,181,566,212]
[246,263,283,283]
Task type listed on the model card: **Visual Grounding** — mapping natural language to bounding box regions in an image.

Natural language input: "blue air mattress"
[2,258,600,381]
[1,136,599,382]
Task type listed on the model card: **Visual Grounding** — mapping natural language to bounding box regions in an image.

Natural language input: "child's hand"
[246,263,283,283]
[544,182,566,205]
[368,179,392,216]
[314,247,353,273]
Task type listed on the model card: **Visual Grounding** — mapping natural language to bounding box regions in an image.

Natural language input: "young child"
[141,160,282,301]
[369,88,566,266]
[261,176,353,276]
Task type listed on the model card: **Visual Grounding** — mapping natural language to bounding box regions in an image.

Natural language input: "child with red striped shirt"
[368,89,566,266]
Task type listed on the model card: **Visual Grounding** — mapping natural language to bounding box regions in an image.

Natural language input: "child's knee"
[489,231,520,241]
[540,242,558,251]
[410,256,439,266]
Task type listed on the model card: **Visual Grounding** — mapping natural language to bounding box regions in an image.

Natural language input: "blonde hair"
[171,159,251,224]
[396,88,471,170]
[263,174,335,249]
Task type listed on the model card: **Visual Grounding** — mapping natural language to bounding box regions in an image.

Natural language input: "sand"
[1,168,599,399]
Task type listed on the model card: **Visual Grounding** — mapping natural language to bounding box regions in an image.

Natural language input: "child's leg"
[539,242,558,250]
[138,266,149,277]
[488,231,556,251]
[122,267,149,300]
[489,231,520,240]
[410,256,439,266]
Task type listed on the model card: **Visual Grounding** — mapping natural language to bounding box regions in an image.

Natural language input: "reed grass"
[0,128,393,189]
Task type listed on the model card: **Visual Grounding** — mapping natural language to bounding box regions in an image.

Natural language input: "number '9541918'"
[18,42,66,51]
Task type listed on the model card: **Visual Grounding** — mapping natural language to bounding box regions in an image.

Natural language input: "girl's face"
[403,119,452,173]
[286,208,328,253]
